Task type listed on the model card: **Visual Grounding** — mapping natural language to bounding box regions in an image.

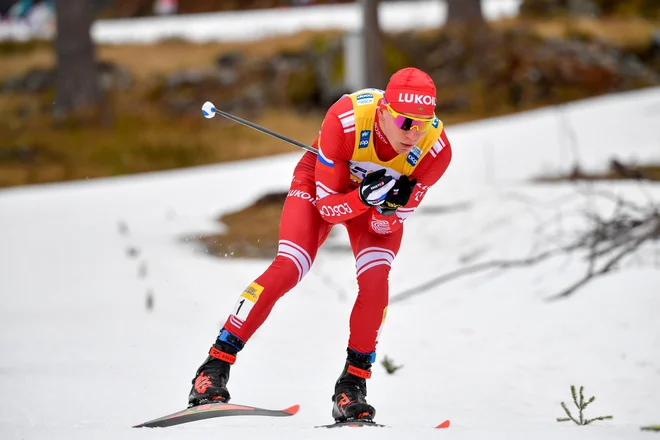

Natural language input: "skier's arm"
[314,104,371,223]
[368,129,453,235]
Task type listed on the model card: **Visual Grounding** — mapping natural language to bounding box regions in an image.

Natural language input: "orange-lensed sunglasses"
[384,103,435,132]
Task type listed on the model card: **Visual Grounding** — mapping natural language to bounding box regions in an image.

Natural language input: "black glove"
[378,175,417,216]
[358,169,396,206]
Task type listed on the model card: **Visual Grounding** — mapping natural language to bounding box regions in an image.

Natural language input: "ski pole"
[201,101,319,155]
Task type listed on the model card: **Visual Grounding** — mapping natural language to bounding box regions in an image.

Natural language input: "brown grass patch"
[0,30,343,83]
[0,30,340,188]
[0,49,54,82]
[99,30,343,81]
[493,17,660,50]
[0,92,322,187]
[197,192,287,259]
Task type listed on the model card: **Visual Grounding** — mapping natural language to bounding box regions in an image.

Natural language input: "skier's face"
[378,107,433,155]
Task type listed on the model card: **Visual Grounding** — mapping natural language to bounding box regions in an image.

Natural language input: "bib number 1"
[232,282,264,321]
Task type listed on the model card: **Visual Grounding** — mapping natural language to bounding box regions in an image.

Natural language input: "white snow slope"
[1,88,660,440]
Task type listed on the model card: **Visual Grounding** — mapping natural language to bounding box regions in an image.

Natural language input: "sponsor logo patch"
[406,146,422,166]
[288,189,316,206]
[371,218,392,235]
[320,202,353,217]
[359,130,372,149]
[356,93,374,106]
[396,93,437,106]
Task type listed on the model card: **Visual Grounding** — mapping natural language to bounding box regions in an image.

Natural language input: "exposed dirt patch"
[197,192,288,260]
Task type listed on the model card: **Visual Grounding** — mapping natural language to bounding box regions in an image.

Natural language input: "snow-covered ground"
[1,81,659,439]
[0,0,522,43]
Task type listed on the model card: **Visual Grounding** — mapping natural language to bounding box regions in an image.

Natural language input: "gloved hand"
[358,169,396,206]
[378,175,417,216]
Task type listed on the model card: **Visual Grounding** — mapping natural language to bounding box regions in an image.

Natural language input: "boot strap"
[209,347,237,364]
[347,365,371,379]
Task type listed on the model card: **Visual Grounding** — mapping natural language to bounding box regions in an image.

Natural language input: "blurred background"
[0,0,658,189]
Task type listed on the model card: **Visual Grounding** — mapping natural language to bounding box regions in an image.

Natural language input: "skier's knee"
[275,240,315,282]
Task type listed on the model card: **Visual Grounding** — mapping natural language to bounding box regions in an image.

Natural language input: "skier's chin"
[396,143,414,154]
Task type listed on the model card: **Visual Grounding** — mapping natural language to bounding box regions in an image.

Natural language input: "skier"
[189,67,453,423]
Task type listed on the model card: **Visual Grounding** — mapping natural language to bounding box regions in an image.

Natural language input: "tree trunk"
[53,0,101,118]
[568,0,599,17]
[446,0,484,24]
[362,0,385,89]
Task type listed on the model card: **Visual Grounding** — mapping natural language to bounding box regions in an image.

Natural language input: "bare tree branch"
[391,243,582,304]
[548,229,653,300]
[391,188,660,304]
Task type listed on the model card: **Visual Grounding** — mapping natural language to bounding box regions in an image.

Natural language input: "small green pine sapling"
[640,425,660,432]
[381,355,403,375]
[556,385,613,425]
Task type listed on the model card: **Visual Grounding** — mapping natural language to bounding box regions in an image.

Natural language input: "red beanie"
[383,67,437,116]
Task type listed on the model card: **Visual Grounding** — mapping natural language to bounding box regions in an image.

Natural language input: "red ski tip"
[435,420,451,429]
[283,405,300,415]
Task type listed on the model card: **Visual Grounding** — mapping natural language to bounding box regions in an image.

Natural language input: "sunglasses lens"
[393,115,432,132]
[411,119,433,131]
[393,115,412,130]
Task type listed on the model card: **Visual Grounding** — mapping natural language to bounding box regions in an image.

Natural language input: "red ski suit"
[222,93,452,355]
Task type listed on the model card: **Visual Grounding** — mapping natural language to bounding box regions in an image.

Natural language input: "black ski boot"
[188,329,244,407]
[331,349,376,422]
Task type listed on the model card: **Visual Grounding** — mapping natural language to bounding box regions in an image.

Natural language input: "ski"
[315,419,451,429]
[436,419,451,429]
[316,420,388,428]
[133,402,299,428]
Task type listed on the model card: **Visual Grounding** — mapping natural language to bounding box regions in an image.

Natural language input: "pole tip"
[202,101,216,119]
